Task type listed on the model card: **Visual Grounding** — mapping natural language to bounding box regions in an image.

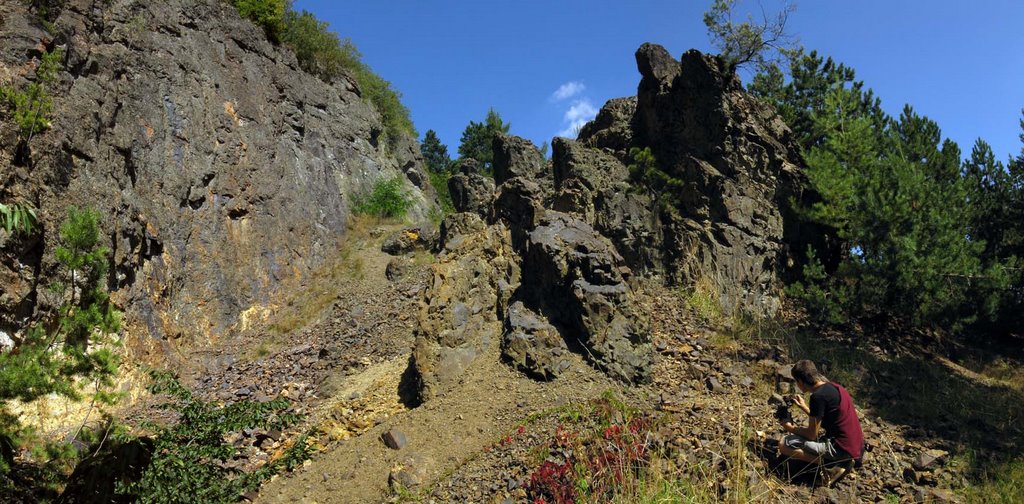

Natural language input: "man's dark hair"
[791,359,826,386]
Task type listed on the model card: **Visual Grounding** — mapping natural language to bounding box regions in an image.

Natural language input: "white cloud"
[557,98,598,138]
[551,81,585,101]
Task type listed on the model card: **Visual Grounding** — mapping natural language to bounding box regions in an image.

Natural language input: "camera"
[774,403,792,422]
[773,395,795,422]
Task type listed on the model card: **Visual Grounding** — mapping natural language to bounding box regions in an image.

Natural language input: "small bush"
[116,370,311,503]
[0,47,62,141]
[352,176,413,219]
[230,0,287,41]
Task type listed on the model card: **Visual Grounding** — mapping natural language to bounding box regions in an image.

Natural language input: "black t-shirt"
[809,383,841,438]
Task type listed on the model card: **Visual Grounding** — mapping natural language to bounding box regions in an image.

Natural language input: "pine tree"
[420,129,451,174]
[0,207,121,474]
[458,108,510,173]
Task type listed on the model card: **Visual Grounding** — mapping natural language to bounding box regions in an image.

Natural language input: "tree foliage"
[0,207,121,474]
[458,108,510,173]
[420,130,452,174]
[703,0,798,73]
[758,51,1018,332]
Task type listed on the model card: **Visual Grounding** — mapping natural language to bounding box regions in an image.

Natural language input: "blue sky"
[294,0,1024,162]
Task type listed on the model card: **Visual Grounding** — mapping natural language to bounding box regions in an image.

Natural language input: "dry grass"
[265,215,389,336]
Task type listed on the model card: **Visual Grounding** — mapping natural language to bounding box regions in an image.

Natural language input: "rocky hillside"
[0,0,434,353]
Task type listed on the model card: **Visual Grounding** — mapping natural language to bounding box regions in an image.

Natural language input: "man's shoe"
[823,460,853,487]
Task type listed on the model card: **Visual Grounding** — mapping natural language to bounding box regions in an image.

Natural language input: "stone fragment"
[705,376,726,394]
[381,429,407,450]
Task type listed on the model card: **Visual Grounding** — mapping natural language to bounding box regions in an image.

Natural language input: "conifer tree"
[420,129,451,173]
[0,208,121,473]
[458,108,510,173]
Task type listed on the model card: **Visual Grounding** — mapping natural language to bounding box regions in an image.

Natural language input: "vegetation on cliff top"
[230,0,417,148]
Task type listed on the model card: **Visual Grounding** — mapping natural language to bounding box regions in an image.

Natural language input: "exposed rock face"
[447,160,495,217]
[501,301,569,380]
[522,213,652,383]
[0,0,435,345]
[411,213,520,402]
[492,133,546,185]
[575,43,808,317]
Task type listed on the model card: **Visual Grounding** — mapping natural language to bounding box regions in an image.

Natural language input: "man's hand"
[780,420,795,433]
[791,394,810,414]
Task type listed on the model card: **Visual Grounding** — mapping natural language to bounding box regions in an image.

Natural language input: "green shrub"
[116,370,311,503]
[352,176,413,219]
[230,0,287,41]
[0,47,62,141]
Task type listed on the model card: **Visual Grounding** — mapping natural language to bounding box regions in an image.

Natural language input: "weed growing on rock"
[0,201,38,235]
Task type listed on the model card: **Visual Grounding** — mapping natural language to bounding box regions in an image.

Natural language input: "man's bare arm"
[783,416,821,440]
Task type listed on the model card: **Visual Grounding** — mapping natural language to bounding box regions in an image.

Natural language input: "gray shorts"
[783,435,851,463]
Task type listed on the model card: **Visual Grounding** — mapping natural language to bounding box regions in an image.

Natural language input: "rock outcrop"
[576,43,808,317]
[410,43,811,399]
[0,0,435,347]
[411,213,519,402]
[521,213,652,383]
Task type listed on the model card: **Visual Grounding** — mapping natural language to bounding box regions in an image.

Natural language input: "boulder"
[492,133,546,185]
[521,212,652,383]
[382,227,430,255]
[410,221,520,402]
[448,172,495,217]
[501,301,570,380]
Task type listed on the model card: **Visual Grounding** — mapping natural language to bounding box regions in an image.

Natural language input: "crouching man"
[779,359,865,486]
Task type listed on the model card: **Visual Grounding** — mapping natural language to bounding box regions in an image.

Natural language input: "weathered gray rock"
[410,221,520,401]
[448,170,495,217]
[492,177,546,248]
[551,137,662,273]
[0,0,436,342]
[632,45,807,316]
[522,212,652,383]
[578,97,636,156]
[501,301,570,380]
[567,43,813,318]
[492,133,546,185]
[437,212,487,250]
[382,429,407,450]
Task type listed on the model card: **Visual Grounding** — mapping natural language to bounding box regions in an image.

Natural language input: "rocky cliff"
[0,0,434,352]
